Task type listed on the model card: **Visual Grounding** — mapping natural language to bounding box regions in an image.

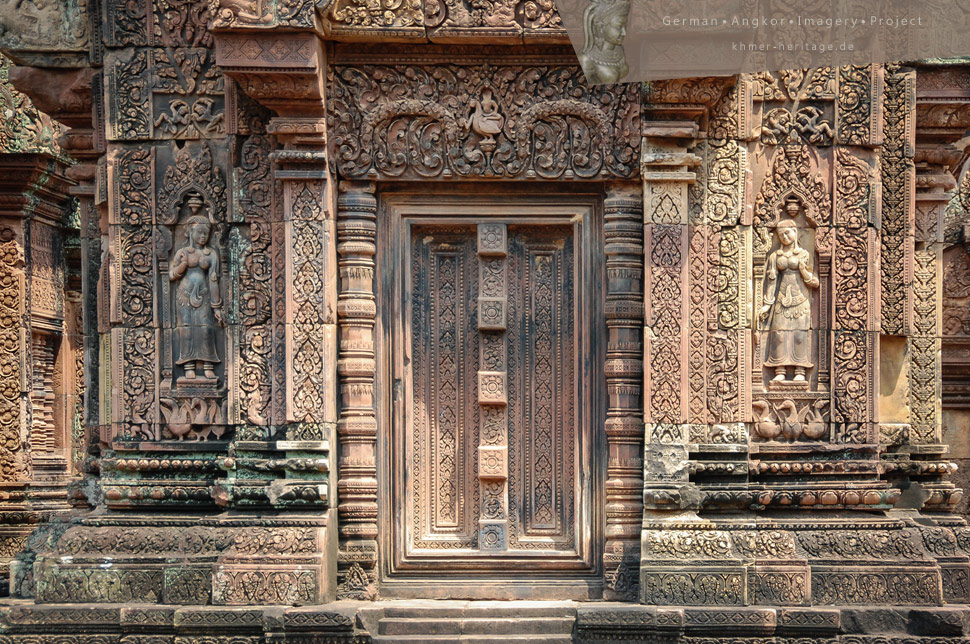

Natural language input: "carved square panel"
[478,521,507,551]
[478,370,507,405]
[478,297,507,331]
[478,446,508,479]
[477,223,507,256]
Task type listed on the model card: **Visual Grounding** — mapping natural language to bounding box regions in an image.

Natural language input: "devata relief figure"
[169,199,223,383]
[758,219,819,382]
[577,0,630,84]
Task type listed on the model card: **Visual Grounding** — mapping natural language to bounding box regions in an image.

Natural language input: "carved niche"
[751,142,832,442]
[155,141,229,440]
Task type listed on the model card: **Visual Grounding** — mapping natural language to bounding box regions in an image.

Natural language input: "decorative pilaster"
[335,181,378,599]
[639,119,700,602]
[603,182,644,601]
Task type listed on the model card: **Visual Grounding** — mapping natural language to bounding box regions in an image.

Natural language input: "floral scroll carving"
[0,228,26,480]
[329,63,638,181]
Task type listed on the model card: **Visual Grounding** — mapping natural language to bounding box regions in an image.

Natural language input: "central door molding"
[376,186,606,600]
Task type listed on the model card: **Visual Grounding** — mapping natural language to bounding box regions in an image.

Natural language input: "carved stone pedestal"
[641,515,970,607]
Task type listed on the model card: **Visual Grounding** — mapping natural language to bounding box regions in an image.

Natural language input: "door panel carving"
[384,198,601,585]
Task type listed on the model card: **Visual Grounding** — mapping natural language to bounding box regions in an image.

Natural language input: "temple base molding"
[14,514,336,606]
[1,600,969,643]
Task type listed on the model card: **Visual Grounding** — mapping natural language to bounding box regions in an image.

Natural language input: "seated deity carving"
[467,88,504,153]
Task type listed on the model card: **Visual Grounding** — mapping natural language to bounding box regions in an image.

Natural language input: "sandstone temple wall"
[0,0,968,642]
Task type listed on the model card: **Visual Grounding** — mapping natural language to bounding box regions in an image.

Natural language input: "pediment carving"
[329,63,639,180]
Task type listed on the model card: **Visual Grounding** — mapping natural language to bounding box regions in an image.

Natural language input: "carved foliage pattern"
[330,64,638,181]
[213,569,317,605]
[834,149,873,332]
[640,572,744,605]
[832,331,870,442]
[236,135,275,426]
[837,65,873,146]
[879,66,914,334]
[648,225,683,424]
[122,328,157,434]
[289,180,328,425]
[687,226,707,423]
[105,0,149,46]
[706,140,743,226]
[109,48,225,142]
[119,225,154,328]
[911,252,941,444]
[0,229,26,480]
[704,228,740,423]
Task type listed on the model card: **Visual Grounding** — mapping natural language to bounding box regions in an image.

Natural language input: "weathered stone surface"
[0,0,968,641]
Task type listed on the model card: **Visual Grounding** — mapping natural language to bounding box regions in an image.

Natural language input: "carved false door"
[386,199,600,592]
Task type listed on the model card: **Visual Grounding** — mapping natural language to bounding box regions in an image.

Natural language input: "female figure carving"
[577,0,630,84]
[169,196,222,382]
[758,219,818,382]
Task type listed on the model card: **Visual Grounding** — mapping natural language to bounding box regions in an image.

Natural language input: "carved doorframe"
[373,183,607,599]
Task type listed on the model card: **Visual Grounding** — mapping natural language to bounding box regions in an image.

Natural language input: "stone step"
[381,602,575,620]
[462,637,573,643]
[380,618,461,635]
[372,636,572,644]
[379,616,574,636]
[462,617,574,634]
